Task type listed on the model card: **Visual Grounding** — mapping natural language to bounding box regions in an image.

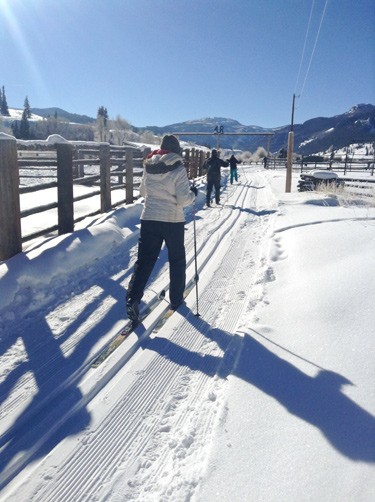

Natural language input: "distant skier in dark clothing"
[228,154,241,184]
[204,149,229,207]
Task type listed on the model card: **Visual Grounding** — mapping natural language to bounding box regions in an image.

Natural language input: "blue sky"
[1,0,374,128]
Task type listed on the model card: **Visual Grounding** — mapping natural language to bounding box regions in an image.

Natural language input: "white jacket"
[140,151,195,223]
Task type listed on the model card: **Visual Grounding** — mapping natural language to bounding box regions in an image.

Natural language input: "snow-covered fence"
[265,156,374,175]
[299,159,374,175]
[341,178,375,199]
[0,138,143,260]
[18,143,142,240]
[0,136,206,260]
[183,148,208,178]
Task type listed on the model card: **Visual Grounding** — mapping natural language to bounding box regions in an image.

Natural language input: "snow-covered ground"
[0,165,374,501]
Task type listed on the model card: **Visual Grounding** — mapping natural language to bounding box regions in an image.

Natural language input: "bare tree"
[110,115,133,145]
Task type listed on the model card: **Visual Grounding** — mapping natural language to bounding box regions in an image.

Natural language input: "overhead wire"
[300,0,329,97]
[294,0,316,94]
[294,0,330,100]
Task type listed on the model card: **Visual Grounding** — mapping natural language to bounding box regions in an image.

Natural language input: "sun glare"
[1,0,51,102]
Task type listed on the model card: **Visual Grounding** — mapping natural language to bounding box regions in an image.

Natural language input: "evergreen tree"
[24,96,32,118]
[1,86,10,116]
[19,109,30,139]
[11,121,20,138]
[97,105,109,141]
[97,106,108,126]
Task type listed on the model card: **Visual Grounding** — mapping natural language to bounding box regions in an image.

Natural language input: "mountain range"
[29,103,375,155]
[142,104,375,155]
[30,107,96,125]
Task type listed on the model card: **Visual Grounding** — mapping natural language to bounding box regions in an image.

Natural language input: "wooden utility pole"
[285,93,296,192]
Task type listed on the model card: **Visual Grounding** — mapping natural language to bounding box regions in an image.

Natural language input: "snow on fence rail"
[267,157,375,200]
[0,136,207,261]
[266,157,375,175]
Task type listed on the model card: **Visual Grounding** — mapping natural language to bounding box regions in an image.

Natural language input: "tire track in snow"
[0,176,248,440]
[0,176,253,474]
[0,177,251,493]
[115,176,269,500]
[1,170,278,501]
[11,172,278,502]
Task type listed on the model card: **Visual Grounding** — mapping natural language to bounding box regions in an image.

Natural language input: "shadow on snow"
[143,305,375,463]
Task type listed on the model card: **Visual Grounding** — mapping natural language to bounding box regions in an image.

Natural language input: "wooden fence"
[265,157,375,175]
[0,137,208,261]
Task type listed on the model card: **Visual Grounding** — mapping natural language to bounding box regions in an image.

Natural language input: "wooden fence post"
[198,150,205,176]
[100,144,111,212]
[184,149,190,175]
[0,136,22,260]
[189,148,194,178]
[191,148,197,179]
[125,148,134,204]
[56,143,74,235]
[73,148,85,178]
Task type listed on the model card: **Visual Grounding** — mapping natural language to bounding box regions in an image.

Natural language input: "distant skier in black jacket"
[204,149,229,207]
[228,154,241,184]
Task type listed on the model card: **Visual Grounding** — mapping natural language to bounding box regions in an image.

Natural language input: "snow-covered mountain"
[2,104,374,155]
[30,107,96,125]
[143,104,375,155]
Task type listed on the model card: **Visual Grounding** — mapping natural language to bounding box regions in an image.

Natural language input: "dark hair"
[160,135,181,154]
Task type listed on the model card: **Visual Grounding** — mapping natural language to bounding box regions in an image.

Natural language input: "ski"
[91,290,166,368]
[91,320,140,368]
[152,280,197,333]
[152,308,175,333]
[92,277,198,368]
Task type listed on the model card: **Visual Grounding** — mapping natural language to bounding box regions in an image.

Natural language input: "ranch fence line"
[1,134,373,262]
[0,136,208,261]
[265,157,375,175]
[264,157,375,199]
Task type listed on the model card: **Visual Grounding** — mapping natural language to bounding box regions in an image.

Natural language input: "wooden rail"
[265,157,375,175]
[0,137,207,260]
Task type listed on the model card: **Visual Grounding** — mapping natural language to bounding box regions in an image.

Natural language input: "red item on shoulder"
[147,149,169,159]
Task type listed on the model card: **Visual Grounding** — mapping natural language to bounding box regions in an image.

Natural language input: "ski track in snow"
[0,169,278,500]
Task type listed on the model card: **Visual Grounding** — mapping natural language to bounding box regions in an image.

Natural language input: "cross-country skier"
[227,154,241,184]
[203,149,229,207]
[126,135,197,321]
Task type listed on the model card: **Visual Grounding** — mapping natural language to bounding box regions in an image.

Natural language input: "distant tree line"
[1,86,158,144]
[9,94,94,141]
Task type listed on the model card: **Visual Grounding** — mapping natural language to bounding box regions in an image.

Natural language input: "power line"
[299,0,330,98]
[295,0,316,94]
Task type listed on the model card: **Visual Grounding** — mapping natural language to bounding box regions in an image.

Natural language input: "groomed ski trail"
[1,168,278,501]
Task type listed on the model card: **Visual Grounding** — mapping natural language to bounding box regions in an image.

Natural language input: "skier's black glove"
[190,186,198,196]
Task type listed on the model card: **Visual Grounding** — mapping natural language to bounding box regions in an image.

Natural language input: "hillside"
[2,104,374,155]
[31,107,96,125]
[143,104,375,155]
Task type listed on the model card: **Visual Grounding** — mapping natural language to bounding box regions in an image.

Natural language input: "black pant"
[127,220,186,307]
[207,174,221,204]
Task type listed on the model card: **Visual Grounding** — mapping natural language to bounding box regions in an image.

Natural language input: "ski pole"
[192,185,200,317]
